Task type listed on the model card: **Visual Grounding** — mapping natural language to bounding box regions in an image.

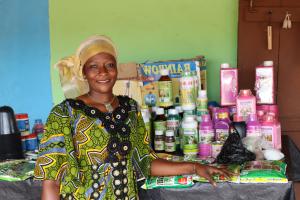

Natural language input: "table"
[0,136,298,200]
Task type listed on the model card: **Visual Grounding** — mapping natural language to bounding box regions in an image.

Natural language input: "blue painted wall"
[0,0,52,128]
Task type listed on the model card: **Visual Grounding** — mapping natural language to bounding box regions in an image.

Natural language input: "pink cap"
[239,89,252,96]
[233,114,244,122]
[201,114,211,122]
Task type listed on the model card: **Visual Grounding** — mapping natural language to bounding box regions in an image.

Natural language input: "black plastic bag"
[216,125,256,164]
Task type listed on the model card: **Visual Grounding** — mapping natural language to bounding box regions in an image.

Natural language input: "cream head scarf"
[55,35,118,99]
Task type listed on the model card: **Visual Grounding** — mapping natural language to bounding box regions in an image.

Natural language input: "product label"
[180,77,195,106]
[16,119,30,132]
[246,127,261,137]
[154,121,167,131]
[165,142,176,152]
[261,126,274,147]
[237,100,255,121]
[167,119,179,130]
[211,142,223,158]
[158,81,173,107]
[154,140,164,151]
[215,129,229,142]
[256,67,274,104]
[183,129,198,154]
[199,130,214,143]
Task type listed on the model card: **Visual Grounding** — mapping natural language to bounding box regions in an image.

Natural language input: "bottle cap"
[165,130,175,137]
[155,130,164,136]
[233,114,244,122]
[198,90,207,99]
[175,106,183,113]
[35,119,42,124]
[184,115,195,122]
[15,113,29,119]
[221,63,230,68]
[201,114,211,122]
[156,108,165,115]
[151,106,158,113]
[239,89,252,96]
[263,60,273,66]
[168,109,178,116]
[160,69,169,76]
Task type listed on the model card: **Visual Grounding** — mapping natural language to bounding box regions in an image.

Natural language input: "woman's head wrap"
[55,35,118,98]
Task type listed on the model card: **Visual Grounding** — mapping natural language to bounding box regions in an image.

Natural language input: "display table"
[139,181,295,200]
[0,136,298,200]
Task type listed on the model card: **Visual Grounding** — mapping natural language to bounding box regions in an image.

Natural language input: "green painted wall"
[49,0,238,104]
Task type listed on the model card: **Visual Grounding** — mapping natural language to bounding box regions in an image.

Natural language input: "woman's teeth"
[96,80,110,83]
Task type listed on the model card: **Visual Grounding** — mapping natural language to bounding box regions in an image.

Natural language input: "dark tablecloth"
[0,135,299,200]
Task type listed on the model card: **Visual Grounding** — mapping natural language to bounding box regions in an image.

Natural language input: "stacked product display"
[139,59,288,188]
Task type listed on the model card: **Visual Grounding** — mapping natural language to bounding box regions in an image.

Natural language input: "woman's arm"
[42,180,60,200]
[150,158,231,186]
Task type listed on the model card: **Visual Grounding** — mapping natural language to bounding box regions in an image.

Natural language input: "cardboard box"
[138,56,207,106]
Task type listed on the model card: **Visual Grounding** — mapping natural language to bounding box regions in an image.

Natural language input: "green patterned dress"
[34,96,157,200]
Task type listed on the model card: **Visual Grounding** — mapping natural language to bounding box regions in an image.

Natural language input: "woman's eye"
[88,64,98,69]
[105,63,116,69]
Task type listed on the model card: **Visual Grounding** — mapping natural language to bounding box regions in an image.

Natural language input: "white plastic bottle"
[182,115,198,160]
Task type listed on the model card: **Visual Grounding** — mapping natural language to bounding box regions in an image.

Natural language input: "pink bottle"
[198,114,214,158]
[246,114,261,137]
[255,60,275,104]
[236,89,256,121]
[261,115,281,149]
[220,63,238,106]
[214,111,230,142]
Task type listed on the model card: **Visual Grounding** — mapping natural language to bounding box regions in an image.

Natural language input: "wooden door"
[238,0,300,147]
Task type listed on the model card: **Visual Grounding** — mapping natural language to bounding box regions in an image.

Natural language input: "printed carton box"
[139,56,207,106]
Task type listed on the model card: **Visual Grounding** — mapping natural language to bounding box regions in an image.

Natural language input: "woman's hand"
[194,163,232,187]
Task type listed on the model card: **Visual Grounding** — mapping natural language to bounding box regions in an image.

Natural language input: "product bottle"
[180,70,196,111]
[153,108,167,149]
[261,115,281,149]
[236,89,256,121]
[232,114,247,138]
[167,109,180,151]
[246,114,261,137]
[141,109,151,140]
[198,114,214,158]
[165,130,176,153]
[214,111,230,142]
[182,115,198,159]
[158,69,173,107]
[32,119,44,146]
[255,60,275,104]
[220,63,238,106]
[196,90,209,122]
[154,130,165,153]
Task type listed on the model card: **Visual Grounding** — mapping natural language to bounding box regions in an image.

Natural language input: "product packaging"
[141,175,194,189]
[220,63,238,106]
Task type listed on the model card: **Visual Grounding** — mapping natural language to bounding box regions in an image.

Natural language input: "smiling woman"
[34,35,231,200]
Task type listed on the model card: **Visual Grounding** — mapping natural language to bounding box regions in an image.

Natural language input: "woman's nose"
[97,65,108,75]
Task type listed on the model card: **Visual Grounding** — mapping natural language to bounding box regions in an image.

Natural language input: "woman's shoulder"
[49,99,73,115]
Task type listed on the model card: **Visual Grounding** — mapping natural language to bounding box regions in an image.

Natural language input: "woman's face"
[83,52,117,94]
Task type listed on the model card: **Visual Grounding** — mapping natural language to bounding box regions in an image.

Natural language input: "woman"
[34,35,230,200]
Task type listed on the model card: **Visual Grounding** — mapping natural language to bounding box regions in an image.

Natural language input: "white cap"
[168,109,178,115]
[165,130,175,137]
[175,106,183,113]
[221,63,230,68]
[198,90,207,98]
[156,108,165,115]
[184,115,195,122]
[151,106,158,113]
[160,69,169,76]
[155,130,164,136]
[263,60,273,66]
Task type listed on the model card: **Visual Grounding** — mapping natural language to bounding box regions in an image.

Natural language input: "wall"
[49,0,238,104]
[0,0,52,126]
